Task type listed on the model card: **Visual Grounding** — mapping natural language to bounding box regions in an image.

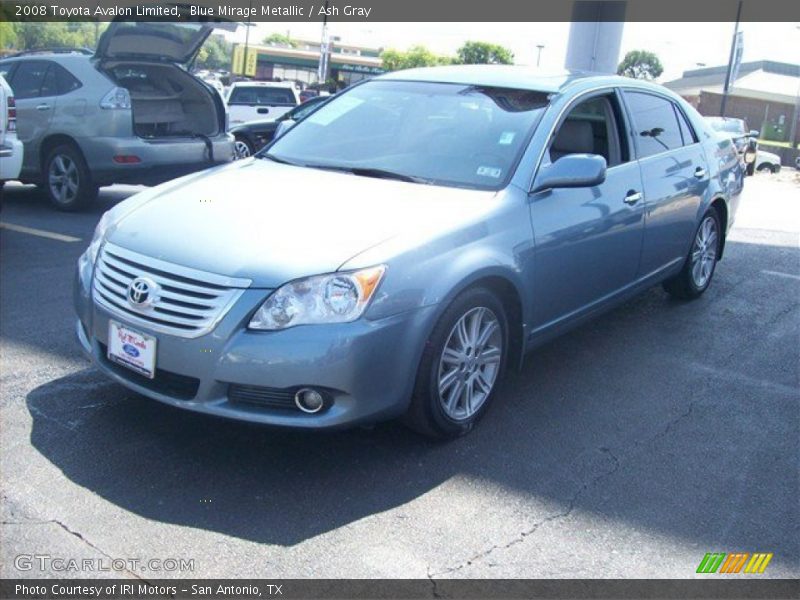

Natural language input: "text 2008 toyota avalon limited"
[75,66,744,438]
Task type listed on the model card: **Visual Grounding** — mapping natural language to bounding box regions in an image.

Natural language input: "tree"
[262,33,296,48]
[617,50,664,81]
[10,22,106,51]
[0,22,17,51]
[456,41,514,65]
[195,34,231,71]
[381,45,452,71]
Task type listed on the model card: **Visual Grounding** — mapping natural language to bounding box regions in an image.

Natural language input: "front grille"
[228,384,298,411]
[99,343,200,400]
[93,242,250,338]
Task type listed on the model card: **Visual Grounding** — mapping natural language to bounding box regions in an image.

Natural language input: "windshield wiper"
[259,153,303,166]
[312,165,432,185]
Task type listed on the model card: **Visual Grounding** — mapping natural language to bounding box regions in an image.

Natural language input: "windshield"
[707,118,745,134]
[265,80,549,189]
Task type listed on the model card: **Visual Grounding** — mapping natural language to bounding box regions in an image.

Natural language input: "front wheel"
[404,287,508,439]
[233,136,254,160]
[663,209,721,300]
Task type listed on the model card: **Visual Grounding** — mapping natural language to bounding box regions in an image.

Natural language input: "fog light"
[295,388,325,413]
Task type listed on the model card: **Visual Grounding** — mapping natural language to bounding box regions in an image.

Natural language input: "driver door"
[529,91,645,335]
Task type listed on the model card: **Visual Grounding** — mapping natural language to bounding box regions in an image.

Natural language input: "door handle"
[35,104,51,111]
[694,167,707,179]
[624,190,642,205]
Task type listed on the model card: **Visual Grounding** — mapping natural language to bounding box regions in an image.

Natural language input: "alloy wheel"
[234,140,252,159]
[691,215,718,288]
[48,154,79,205]
[437,306,503,421]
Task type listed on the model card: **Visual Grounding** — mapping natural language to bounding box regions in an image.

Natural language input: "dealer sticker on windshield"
[476,166,502,178]
[107,321,157,379]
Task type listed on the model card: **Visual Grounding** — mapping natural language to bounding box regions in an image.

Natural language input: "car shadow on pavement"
[22,238,799,560]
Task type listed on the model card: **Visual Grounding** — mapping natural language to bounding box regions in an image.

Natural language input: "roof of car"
[230,81,296,88]
[377,65,656,94]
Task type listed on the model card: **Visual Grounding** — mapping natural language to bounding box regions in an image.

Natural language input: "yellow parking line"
[0,222,82,243]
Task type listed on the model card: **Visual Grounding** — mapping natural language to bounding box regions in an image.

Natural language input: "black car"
[230,95,330,159]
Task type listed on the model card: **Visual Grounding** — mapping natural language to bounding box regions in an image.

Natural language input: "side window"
[0,61,17,83]
[549,94,627,167]
[673,105,697,146]
[8,61,49,100]
[624,91,684,158]
[40,65,58,97]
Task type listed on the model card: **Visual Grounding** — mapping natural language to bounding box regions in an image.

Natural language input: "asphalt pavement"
[0,172,798,580]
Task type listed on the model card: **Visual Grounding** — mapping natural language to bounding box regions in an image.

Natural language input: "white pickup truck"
[225,81,300,126]
[0,74,23,186]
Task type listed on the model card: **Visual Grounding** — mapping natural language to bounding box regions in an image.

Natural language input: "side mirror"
[274,119,296,139]
[749,130,760,138]
[531,154,607,194]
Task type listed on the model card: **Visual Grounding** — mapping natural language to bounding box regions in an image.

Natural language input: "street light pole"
[720,0,743,118]
[536,44,545,67]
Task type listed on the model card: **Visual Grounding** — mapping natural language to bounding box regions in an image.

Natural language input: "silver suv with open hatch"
[0,20,235,211]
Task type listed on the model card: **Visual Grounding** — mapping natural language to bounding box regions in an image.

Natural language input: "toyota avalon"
[74,66,744,438]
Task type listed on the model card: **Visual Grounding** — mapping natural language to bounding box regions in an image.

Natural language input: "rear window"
[228,87,296,106]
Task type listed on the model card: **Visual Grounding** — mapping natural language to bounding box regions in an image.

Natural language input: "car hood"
[108,159,497,288]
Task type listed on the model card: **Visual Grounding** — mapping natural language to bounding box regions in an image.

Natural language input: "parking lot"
[0,172,798,579]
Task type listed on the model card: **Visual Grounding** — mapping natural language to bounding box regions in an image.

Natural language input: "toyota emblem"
[127,277,156,308]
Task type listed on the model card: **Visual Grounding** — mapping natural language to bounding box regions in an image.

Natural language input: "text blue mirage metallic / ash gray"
[74,66,744,438]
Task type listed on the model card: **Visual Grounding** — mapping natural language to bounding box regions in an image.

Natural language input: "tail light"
[6,96,16,132]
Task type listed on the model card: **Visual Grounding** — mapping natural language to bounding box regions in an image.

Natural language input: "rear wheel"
[404,287,507,439]
[663,208,721,300]
[43,144,97,211]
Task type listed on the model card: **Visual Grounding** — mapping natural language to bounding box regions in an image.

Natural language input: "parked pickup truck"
[226,81,300,126]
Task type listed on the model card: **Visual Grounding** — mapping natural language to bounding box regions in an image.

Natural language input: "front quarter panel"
[342,186,535,333]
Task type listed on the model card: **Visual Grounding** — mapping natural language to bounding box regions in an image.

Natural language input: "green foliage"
[263,33,297,48]
[455,41,514,65]
[196,34,231,70]
[617,50,664,80]
[0,22,18,50]
[10,22,106,51]
[381,45,453,71]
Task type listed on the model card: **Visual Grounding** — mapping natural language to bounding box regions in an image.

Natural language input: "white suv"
[0,74,23,186]
[225,81,300,126]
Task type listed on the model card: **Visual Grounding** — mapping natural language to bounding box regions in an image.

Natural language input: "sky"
[231,21,800,82]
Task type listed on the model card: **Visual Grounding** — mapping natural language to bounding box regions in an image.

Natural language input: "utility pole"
[317,0,331,87]
[720,0,743,118]
[536,45,545,67]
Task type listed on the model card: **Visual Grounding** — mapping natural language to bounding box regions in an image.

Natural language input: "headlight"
[249,266,386,330]
[77,211,113,279]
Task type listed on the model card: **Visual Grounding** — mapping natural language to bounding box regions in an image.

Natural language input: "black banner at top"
[1,0,800,22]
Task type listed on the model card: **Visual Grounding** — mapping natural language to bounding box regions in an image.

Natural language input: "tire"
[233,135,254,160]
[663,208,721,300]
[404,287,508,439]
[771,165,780,174]
[757,164,771,173]
[43,144,98,211]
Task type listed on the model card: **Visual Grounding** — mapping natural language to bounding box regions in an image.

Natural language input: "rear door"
[6,60,58,172]
[621,90,709,276]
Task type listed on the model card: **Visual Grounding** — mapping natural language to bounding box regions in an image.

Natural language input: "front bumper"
[74,267,436,429]
[79,134,235,186]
